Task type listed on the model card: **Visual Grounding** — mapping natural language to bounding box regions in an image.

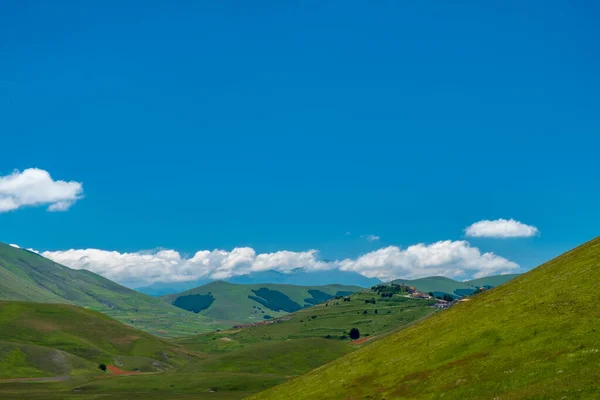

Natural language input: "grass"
[0,301,200,378]
[175,289,436,353]
[251,237,600,400]
[161,280,364,325]
[1,280,438,399]
[0,242,223,337]
[0,373,287,399]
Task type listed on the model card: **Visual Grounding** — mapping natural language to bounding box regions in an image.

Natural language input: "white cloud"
[9,244,20,248]
[0,168,83,213]
[361,234,380,242]
[39,240,518,287]
[339,240,518,280]
[465,219,539,238]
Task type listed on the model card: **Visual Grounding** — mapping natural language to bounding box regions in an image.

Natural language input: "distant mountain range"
[392,274,520,298]
[136,268,381,296]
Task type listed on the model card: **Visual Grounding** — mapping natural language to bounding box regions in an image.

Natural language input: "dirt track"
[0,376,70,382]
[350,336,376,345]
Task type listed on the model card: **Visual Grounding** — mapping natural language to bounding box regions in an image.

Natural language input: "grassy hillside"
[1,284,437,399]
[251,237,600,400]
[0,301,200,379]
[393,273,519,298]
[0,243,219,337]
[177,287,436,353]
[162,281,362,324]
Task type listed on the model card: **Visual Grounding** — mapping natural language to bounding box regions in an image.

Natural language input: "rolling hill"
[0,242,219,337]
[251,237,600,399]
[136,268,380,296]
[0,301,199,379]
[393,273,519,298]
[1,280,438,399]
[162,281,363,324]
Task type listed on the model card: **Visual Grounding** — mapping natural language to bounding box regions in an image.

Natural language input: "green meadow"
[0,278,437,399]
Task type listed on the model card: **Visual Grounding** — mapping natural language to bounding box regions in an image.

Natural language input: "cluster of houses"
[397,283,476,309]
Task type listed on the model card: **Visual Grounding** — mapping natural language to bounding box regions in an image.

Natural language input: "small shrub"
[98,364,107,372]
[349,328,360,340]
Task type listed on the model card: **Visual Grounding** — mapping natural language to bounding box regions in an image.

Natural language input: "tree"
[98,364,107,372]
[349,328,360,340]
[428,292,434,297]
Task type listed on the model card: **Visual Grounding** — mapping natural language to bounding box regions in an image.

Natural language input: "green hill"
[177,286,437,354]
[393,273,519,298]
[0,301,199,379]
[252,237,600,400]
[162,280,362,324]
[0,283,438,399]
[0,243,219,337]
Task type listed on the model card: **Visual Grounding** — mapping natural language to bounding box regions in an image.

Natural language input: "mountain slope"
[393,273,519,298]
[162,281,363,324]
[0,301,199,378]
[136,269,380,296]
[0,243,218,337]
[252,237,600,400]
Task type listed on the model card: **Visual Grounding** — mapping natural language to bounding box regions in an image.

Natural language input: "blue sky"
[1,1,599,286]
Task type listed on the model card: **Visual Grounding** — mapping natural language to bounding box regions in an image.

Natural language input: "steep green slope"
[0,243,218,337]
[0,301,200,378]
[163,281,362,324]
[252,237,600,400]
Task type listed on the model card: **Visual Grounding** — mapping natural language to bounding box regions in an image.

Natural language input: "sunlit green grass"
[251,237,600,400]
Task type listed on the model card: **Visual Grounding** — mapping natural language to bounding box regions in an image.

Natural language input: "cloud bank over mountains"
[0,168,83,213]
[40,240,519,287]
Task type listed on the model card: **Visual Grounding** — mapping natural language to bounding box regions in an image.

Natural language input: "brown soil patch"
[106,365,141,375]
[350,336,376,345]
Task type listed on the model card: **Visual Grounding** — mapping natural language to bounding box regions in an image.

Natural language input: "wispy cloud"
[361,234,380,242]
